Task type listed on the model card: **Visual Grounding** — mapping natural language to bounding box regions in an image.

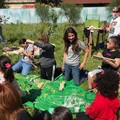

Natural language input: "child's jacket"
[86,93,120,120]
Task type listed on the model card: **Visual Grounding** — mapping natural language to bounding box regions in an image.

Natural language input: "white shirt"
[65,41,86,66]
[108,16,120,38]
[21,44,34,62]
[114,17,120,35]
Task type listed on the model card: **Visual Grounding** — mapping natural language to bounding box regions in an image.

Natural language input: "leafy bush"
[61,3,83,25]
[36,3,50,23]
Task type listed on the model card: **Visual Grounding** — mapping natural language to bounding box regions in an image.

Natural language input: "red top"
[86,93,120,120]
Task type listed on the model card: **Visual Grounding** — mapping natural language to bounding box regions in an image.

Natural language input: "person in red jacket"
[76,69,120,120]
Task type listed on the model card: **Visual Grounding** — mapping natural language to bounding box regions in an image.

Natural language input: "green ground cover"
[15,73,95,114]
[0,23,108,117]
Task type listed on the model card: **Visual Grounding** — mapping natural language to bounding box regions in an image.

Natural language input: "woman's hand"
[61,66,65,72]
[79,62,85,70]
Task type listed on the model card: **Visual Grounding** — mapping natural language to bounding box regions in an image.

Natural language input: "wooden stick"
[89,31,92,57]
[29,60,38,68]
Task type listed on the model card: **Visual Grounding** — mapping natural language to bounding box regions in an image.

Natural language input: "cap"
[112,6,120,12]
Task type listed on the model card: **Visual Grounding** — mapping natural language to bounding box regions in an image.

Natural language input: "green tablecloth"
[15,73,95,113]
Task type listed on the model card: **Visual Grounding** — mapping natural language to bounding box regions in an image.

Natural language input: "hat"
[112,6,120,12]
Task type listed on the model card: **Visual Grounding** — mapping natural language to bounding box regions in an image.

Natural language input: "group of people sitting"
[0,67,119,120]
[0,28,120,120]
[0,6,120,120]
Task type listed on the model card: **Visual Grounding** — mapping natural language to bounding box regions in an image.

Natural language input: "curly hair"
[95,69,119,97]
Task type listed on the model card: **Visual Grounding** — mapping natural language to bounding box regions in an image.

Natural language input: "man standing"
[106,6,120,40]
[0,17,5,44]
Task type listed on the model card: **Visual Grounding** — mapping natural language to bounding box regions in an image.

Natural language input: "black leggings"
[40,65,55,80]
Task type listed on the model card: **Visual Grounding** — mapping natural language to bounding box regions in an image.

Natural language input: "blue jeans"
[0,36,5,43]
[64,63,80,85]
[12,59,32,76]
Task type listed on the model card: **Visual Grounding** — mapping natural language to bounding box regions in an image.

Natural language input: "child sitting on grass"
[12,38,34,76]
[76,69,120,120]
[87,35,120,92]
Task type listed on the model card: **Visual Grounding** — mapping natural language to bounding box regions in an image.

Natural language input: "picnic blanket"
[15,73,95,114]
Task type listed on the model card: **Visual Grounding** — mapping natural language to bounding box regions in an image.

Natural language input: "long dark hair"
[0,55,14,83]
[63,27,79,53]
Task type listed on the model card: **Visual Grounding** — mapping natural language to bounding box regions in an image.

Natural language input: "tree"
[0,0,6,8]
[47,9,61,36]
[36,0,61,7]
[36,3,50,23]
[108,0,120,11]
[61,3,82,25]
[49,9,61,24]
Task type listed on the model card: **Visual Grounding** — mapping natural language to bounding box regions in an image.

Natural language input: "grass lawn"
[1,23,104,88]
[1,23,109,117]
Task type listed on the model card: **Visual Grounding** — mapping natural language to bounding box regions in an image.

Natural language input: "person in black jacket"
[27,33,56,80]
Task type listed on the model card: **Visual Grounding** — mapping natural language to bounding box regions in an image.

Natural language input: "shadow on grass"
[22,89,41,103]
